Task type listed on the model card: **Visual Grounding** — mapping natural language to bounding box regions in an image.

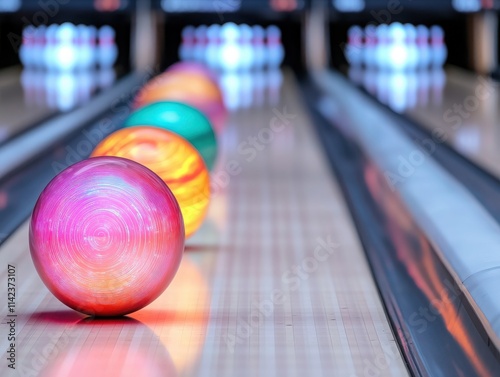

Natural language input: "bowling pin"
[205,24,221,69]
[416,25,430,69]
[19,26,35,68]
[88,26,98,69]
[404,24,418,70]
[179,25,196,61]
[219,23,241,71]
[252,25,266,70]
[430,25,447,67]
[265,25,284,68]
[33,25,46,69]
[387,23,408,71]
[76,25,91,70]
[375,24,389,70]
[44,24,58,70]
[97,25,118,68]
[54,23,78,71]
[345,25,364,66]
[363,24,376,68]
[193,25,208,63]
[239,24,254,71]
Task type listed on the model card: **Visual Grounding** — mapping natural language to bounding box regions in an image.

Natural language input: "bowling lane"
[349,65,500,179]
[0,65,117,145]
[0,70,408,376]
[402,66,500,178]
[0,66,56,144]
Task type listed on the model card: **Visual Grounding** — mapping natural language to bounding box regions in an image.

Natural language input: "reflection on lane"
[350,66,500,181]
[0,67,116,145]
[348,66,446,113]
[20,68,116,112]
[38,317,176,377]
[132,256,211,376]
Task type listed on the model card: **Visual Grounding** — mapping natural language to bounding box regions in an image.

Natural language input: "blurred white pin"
[345,25,363,66]
[387,23,408,71]
[375,24,389,70]
[77,25,94,70]
[179,25,196,61]
[266,25,284,68]
[252,25,266,70]
[416,25,430,69]
[193,25,208,63]
[44,24,57,70]
[206,24,220,69]
[19,26,35,68]
[430,25,447,67]
[239,24,254,71]
[404,24,418,70]
[219,23,241,71]
[97,25,118,68]
[33,25,46,69]
[55,23,78,71]
[363,24,376,68]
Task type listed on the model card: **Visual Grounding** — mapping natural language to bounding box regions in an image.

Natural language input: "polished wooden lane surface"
[0,66,116,144]
[0,71,408,376]
[403,66,500,178]
[0,66,57,143]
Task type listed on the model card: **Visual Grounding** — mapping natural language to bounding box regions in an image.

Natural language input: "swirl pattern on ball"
[91,127,210,238]
[29,157,185,317]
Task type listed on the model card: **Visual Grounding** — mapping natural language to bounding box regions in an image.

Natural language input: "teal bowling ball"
[123,101,217,170]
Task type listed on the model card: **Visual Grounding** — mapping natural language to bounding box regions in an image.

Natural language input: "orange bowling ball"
[134,71,227,134]
[91,126,210,238]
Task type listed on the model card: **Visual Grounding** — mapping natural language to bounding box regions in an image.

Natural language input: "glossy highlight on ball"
[29,157,185,317]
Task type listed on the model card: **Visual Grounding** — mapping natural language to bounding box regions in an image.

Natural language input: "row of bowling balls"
[29,62,227,316]
[100,61,227,237]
